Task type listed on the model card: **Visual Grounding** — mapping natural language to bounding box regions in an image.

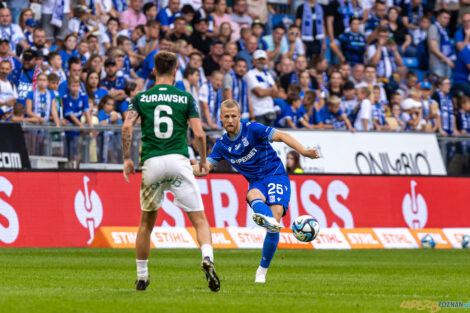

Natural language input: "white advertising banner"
[270,131,446,175]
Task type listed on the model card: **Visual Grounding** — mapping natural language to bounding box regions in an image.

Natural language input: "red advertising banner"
[0,172,469,247]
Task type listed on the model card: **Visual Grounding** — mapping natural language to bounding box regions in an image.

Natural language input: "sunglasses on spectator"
[289,32,299,36]
[116,55,125,58]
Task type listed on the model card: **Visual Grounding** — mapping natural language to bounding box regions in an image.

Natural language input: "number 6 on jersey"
[154,105,173,139]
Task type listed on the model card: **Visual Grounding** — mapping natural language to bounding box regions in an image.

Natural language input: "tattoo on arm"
[122,110,139,159]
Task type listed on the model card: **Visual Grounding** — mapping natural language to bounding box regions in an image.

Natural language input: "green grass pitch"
[0,248,469,313]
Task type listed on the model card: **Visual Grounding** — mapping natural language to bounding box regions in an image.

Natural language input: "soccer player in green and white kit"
[121,51,220,292]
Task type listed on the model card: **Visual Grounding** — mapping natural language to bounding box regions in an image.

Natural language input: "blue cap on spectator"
[25,18,36,27]
[420,81,432,90]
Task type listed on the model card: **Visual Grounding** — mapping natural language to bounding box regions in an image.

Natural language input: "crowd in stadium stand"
[1,0,470,163]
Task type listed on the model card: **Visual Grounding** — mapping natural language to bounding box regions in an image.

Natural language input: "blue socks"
[260,231,280,268]
[250,199,279,269]
[250,199,273,217]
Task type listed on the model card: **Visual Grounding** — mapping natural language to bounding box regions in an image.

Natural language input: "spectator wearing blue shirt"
[101,58,127,112]
[25,73,60,126]
[46,73,65,125]
[365,1,387,43]
[372,85,388,130]
[86,71,109,112]
[455,13,470,52]
[299,89,321,128]
[456,96,470,134]
[0,39,22,83]
[332,18,366,65]
[97,95,121,163]
[340,81,359,123]
[58,34,79,73]
[282,93,310,129]
[251,20,268,50]
[279,56,315,93]
[157,0,183,33]
[236,35,258,68]
[15,49,36,106]
[273,97,289,128]
[139,37,173,80]
[298,71,317,100]
[59,57,86,98]
[453,43,470,97]
[62,75,92,161]
[318,95,354,131]
[432,77,459,136]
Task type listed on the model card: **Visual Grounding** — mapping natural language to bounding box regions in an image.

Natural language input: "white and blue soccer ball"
[291,215,320,242]
[420,234,436,248]
[462,235,470,249]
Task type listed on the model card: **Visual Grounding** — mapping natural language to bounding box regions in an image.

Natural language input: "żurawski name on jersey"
[140,94,188,104]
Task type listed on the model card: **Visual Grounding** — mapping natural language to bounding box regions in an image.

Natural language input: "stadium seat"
[271,14,294,29]
[402,57,418,68]
[402,57,426,82]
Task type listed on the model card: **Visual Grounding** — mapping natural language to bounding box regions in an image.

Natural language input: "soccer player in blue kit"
[193,99,319,283]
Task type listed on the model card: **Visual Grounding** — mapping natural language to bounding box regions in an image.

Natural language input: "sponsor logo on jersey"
[242,137,249,147]
[230,147,257,164]
[140,93,187,104]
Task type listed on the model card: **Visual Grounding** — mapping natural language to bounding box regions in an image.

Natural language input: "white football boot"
[252,213,281,232]
[255,267,267,283]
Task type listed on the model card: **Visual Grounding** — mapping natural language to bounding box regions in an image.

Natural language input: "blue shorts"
[248,175,291,216]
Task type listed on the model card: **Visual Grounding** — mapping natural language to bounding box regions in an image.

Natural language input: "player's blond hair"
[221,99,241,112]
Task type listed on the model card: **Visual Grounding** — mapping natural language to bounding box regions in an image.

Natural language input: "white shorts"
[140,154,203,213]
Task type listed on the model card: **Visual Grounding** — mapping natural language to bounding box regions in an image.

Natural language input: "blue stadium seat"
[402,57,427,82]
[271,14,294,29]
[403,57,418,68]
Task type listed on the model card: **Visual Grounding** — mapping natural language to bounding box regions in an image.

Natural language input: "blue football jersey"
[208,122,287,182]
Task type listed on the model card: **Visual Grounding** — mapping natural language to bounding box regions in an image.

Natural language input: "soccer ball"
[462,235,470,248]
[420,234,436,248]
[291,215,320,242]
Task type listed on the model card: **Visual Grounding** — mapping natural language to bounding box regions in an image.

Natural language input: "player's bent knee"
[246,188,265,203]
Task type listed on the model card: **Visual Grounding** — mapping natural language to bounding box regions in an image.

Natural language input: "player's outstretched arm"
[122,110,139,183]
[272,130,320,159]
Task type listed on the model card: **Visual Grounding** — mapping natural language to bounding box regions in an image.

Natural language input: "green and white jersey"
[129,84,200,163]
